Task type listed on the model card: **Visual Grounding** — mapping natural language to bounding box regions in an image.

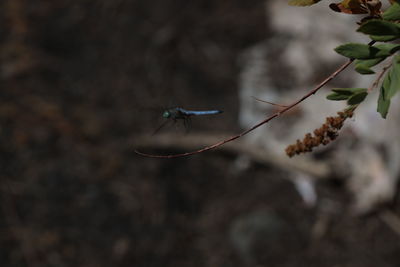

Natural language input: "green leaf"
[383,2,400,21]
[288,0,322,6]
[332,88,367,94]
[347,91,368,105]
[357,20,400,36]
[386,55,400,99]
[327,92,351,100]
[335,43,400,59]
[377,91,390,118]
[334,43,400,59]
[327,88,367,101]
[375,44,400,57]
[377,56,400,118]
[355,58,385,74]
[370,35,399,42]
[335,43,379,59]
[355,58,385,68]
[355,65,375,74]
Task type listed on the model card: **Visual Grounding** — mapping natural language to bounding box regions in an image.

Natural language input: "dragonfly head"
[162,110,171,118]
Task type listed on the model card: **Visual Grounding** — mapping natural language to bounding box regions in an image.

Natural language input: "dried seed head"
[285,108,354,157]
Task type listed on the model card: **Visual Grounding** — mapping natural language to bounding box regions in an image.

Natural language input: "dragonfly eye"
[162,111,170,118]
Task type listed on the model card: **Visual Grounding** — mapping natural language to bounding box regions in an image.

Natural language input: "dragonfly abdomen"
[177,108,223,116]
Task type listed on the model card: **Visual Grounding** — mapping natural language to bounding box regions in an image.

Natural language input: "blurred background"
[1,0,400,266]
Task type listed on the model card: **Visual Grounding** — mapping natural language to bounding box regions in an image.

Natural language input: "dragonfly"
[153,107,223,134]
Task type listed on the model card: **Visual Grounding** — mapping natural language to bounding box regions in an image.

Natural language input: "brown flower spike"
[285,108,354,157]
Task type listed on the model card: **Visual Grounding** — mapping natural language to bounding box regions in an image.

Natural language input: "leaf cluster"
[324,1,400,118]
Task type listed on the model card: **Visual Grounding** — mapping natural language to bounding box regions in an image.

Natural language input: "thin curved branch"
[133,133,330,178]
[135,58,355,158]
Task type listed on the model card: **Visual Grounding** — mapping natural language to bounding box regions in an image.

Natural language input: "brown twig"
[135,58,355,158]
[133,133,330,178]
[368,62,392,93]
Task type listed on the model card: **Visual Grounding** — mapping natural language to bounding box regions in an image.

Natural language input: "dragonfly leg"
[173,118,181,132]
[152,119,172,135]
[183,117,192,133]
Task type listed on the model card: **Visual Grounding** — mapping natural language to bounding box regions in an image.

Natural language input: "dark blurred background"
[1,0,400,266]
